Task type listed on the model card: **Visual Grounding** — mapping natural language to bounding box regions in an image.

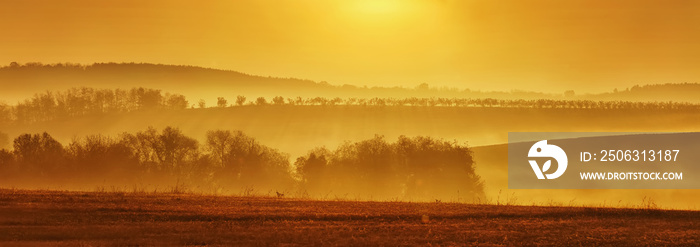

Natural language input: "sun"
[340,0,428,26]
[355,0,404,14]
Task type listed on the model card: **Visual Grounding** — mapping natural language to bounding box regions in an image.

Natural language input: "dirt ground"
[0,189,697,246]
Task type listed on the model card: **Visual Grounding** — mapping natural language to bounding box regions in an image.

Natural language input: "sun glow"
[346,0,431,20]
[340,0,434,28]
[355,0,405,14]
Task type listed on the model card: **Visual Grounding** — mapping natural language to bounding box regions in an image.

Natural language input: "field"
[0,189,697,246]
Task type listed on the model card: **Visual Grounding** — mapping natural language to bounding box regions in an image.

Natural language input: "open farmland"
[0,189,697,246]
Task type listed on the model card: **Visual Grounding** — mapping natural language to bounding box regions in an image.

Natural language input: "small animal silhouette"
[435,199,441,203]
[276,191,284,198]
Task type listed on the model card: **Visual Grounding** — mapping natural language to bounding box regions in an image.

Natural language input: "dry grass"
[0,189,697,246]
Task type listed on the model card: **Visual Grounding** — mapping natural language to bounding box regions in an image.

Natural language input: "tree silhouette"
[272,96,285,105]
[205,130,235,168]
[154,127,199,172]
[67,134,138,178]
[217,97,228,108]
[13,132,64,174]
[205,129,293,189]
[131,88,163,110]
[236,95,246,106]
[294,147,331,190]
[165,94,188,110]
[119,127,202,182]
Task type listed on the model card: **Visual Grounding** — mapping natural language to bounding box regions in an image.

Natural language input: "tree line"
[0,87,188,124]
[0,127,293,192]
[0,128,483,200]
[224,96,700,110]
[3,87,698,125]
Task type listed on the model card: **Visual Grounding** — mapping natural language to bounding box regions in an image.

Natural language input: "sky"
[1,0,699,93]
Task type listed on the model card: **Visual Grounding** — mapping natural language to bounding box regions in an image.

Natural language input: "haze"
[2,0,699,93]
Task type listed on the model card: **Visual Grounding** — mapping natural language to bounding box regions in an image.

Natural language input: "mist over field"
[1,64,699,209]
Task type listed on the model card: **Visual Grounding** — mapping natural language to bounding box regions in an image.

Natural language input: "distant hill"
[0,62,324,104]
[1,62,698,104]
[584,83,700,103]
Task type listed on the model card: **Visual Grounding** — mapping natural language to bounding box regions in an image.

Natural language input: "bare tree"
[205,130,234,168]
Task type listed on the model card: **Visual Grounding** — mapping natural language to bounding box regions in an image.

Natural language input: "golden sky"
[2,0,699,93]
